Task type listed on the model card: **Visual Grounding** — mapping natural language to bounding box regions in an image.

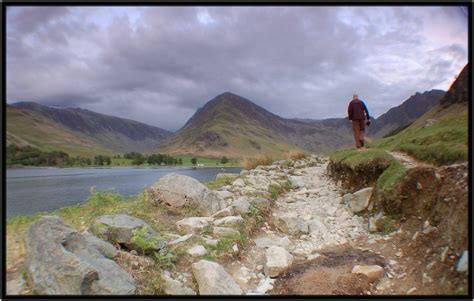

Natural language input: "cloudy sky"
[7,6,468,131]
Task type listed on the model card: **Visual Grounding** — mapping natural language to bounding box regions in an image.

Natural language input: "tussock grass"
[240,154,274,170]
[205,176,235,190]
[283,150,307,160]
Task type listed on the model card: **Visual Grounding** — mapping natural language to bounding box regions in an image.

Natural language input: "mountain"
[368,89,445,137]
[375,64,468,165]
[157,92,354,157]
[7,102,172,156]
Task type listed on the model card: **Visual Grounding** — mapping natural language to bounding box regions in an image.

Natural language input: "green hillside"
[6,106,112,157]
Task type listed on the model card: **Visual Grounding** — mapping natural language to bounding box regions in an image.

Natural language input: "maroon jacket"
[348,99,370,120]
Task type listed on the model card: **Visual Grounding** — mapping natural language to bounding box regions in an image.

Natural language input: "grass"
[240,154,274,170]
[283,150,307,160]
[375,103,468,166]
[205,176,236,190]
[330,148,395,169]
[376,161,408,193]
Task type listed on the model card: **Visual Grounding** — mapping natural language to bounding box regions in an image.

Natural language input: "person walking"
[348,94,371,149]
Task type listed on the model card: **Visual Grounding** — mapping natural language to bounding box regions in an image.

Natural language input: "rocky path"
[223,158,387,295]
[387,150,433,169]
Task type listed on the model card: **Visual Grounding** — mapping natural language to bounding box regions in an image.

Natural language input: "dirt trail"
[387,151,433,169]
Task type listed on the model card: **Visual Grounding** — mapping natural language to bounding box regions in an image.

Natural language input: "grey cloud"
[6,6,468,131]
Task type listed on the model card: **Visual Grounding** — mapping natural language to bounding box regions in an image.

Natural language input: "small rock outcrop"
[24,216,135,295]
[274,213,309,235]
[213,215,244,227]
[90,214,166,253]
[161,272,196,295]
[264,246,294,277]
[148,173,226,215]
[348,187,373,213]
[192,260,243,295]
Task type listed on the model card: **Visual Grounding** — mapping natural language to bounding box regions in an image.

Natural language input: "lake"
[6,166,241,218]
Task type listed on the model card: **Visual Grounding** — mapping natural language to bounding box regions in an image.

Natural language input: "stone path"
[387,151,433,169]
[224,157,384,294]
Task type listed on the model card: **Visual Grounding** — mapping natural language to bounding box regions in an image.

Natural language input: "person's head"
[353,94,358,100]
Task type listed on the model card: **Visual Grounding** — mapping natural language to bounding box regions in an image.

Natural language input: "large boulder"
[90,214,166,254]
[348,187,373,213]
[24,216,135,295]
[149,173,226,215]
[264,246,294,277]
[192,260,242,295]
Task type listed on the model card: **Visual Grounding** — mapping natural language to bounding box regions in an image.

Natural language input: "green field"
[110,156,241,167]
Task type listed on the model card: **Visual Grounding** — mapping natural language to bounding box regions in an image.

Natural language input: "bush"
[240,154,273,170]
[283,150,307,160]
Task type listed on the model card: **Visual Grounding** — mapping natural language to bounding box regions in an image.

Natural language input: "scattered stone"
[91,214,166,253]
[202,236,219,246]
[348,187,373,213]
[416,182,423,190]
[253,277,275,294]
[176,217,212,233]
[407,287,417,295]
[232,178,246,187]
[307,253,323,261]
[288,176,306,189]
[337,196,344,204]
[192,260,242,295]
[351,265,384,282]
[274,213,309,235]
[368,212,385,233]
[25,216,136,295]
[264,246,294,277]
[187,245,207,257]
[161,272,196,295]
[441,247,449,262]
[149,173,226,215]
[422,272,433,284]
[213,215,244,227]
[168,234,194,246]
[412,231,420,241]
[211,206,235,219]
[456,251,468,272]
[232,197,251,214]
[215,190,235,200]
[213,227,240,237]
[256,265,263,271]
[342,193,352,204]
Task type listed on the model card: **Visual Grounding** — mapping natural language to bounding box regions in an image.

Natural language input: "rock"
[253,277,275,294]
[407,287,417,295]
[213,215,244,227]
[351,265,384,282]
[168,234,194,246]
[254,234,293,251]
[288,176,305,189]
[422,272,432,284]
[215,190,234,200]
[91,214,166,253]
[161,272,196,295]
[232,244,239,253]
[348,187,373,213]
[307,219,328,237]
[213,227,240,237]
[274,213,309,235]
[251,197,270,205]
[187,245,207,257]
[368,213,385,233]
[25,216,135,295]
[456,251,468,272]
[343,193,352,204]
[232,178,246,187]
[240,169,250,177]
[202,236,219,246]
[149,173,226,215]
[82,232,118,258]
[232,197,251,214]
[176,217,212,233]
[216,173,239,181]
[211,206,235,219]
[337,197,344,204]
[192,260,242,295]
[265,246,294,277]
[6,276,25,295]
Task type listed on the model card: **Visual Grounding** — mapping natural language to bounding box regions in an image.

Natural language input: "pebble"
[407,287,417,294]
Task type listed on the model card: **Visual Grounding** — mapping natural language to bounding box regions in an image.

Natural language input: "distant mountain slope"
[369,89,445,137]
[158,92,354,157]
[7,102,172,155]
[375,64,468,165]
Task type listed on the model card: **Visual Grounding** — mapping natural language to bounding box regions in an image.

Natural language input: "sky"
[6,6,469,131]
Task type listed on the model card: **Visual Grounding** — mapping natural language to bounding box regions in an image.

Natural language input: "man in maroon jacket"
[348,94,371,148]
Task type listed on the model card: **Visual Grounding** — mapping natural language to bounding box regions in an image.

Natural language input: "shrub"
[240,154,273,170]
[283,150,307,160]
[131,226,160,255]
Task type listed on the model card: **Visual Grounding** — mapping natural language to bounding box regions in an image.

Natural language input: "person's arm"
[348,102,353,121]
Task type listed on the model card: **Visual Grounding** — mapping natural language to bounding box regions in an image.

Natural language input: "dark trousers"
[352,119,366,148]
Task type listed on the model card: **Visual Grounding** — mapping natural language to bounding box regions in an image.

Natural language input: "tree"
[105,157,112,165]
[178,158,183,165]
[191,157,197,165]
[220,156,229,164]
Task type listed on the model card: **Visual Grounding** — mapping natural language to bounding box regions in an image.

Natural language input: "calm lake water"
[6,167,241,218]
